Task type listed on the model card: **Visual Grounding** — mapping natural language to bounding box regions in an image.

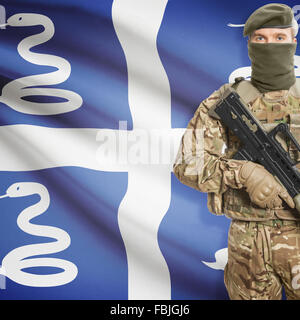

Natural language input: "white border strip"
[112,0,171,299]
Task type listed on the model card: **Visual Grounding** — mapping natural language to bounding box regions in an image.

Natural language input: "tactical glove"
[239,161,295,209]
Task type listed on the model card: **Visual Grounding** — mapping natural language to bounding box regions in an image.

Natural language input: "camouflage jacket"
[173,83,300,221]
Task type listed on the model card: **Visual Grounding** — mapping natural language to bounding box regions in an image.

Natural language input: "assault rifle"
[209,87,300,212]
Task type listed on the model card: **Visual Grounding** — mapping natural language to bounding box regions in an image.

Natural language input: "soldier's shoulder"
[197,82,233,113]
[217,82,233,95]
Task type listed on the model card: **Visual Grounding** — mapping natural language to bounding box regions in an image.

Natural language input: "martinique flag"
[0,0,298,300]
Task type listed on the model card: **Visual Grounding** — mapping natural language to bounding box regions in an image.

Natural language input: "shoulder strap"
[232,77,261,104]
[289,78,300,98]
[208,78,261,120]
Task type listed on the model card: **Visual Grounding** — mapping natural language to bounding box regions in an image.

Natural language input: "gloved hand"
[239,161,295,209]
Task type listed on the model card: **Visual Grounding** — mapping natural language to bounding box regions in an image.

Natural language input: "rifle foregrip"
[294,194,300,212]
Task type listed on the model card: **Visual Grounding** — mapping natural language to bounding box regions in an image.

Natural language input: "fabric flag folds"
[0,0,298,300]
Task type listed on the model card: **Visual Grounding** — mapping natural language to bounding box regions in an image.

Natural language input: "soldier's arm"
[173,84,245,194]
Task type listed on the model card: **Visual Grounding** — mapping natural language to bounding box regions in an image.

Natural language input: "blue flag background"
[0,0,298,300]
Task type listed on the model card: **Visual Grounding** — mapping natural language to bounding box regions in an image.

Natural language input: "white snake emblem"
[0,13,83,115]
[0,182,78,287]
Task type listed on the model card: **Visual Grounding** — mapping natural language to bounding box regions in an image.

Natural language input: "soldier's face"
[249,27,297,43]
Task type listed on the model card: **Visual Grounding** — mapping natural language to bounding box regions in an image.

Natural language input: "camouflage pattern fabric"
[225,219,300,300]
[173,83,300,299]
[173,84,300,220]
[173,83,246,215]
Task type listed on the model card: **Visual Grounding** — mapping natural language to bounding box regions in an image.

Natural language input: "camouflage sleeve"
[173,84,246,194]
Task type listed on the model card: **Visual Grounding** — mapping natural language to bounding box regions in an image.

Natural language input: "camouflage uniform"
[173,83,300,299]
[225,219,300,300]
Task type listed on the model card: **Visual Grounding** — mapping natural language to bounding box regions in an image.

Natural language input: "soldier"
[173,3,300,300]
